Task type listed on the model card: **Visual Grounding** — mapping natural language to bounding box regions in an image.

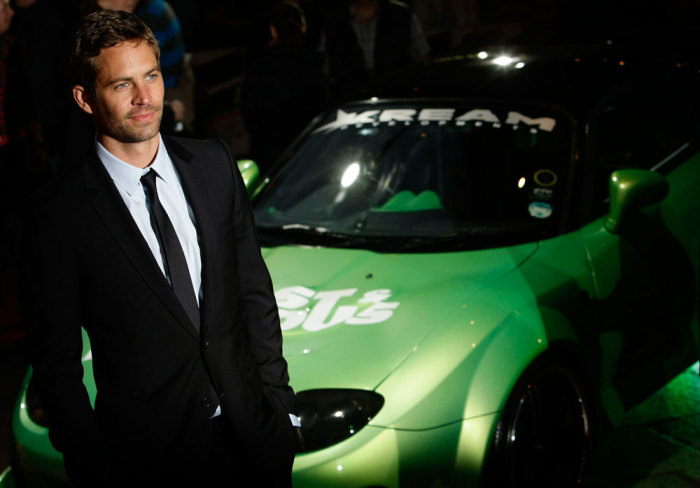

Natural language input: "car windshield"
[253,101,573,251]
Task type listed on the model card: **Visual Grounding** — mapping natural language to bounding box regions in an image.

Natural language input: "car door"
[582,66,700,410]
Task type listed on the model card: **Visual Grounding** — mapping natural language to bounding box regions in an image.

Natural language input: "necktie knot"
[140,169,159,197]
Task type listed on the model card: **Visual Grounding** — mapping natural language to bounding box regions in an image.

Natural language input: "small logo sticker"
[532,187,553,200]
[533,169,558,187]
[528,201,553,219]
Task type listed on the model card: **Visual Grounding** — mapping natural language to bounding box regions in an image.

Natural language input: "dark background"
[2,0,700,485]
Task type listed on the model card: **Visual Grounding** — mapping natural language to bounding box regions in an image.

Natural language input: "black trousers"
[136,416,292,487]
[67,415,292,487]
[67,416,246,488]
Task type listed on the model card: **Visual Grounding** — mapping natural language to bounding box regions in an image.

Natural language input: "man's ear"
[73,85,95,115]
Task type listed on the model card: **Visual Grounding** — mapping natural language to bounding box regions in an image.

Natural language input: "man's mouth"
[130,107,161,122]
[131,112,155,122]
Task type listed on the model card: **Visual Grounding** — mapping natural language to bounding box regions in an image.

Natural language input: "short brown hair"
[69,9,160,96]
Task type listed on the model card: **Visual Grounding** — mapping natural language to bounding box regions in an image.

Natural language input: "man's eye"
[147,73,159,81]
[116,82,129,89]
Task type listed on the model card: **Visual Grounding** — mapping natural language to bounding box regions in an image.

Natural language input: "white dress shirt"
[96,135,202,304]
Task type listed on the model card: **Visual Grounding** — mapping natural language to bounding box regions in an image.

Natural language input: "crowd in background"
[2,0,700,330]
[0,0,439,193]
[0,0,442,317]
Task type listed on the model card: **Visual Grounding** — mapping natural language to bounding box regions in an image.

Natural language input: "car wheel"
[484,358,594,488]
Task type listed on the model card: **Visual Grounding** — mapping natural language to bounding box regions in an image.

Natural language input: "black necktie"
[141,169,200,334]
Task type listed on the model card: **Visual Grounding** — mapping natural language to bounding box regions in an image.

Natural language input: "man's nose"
[133,84,151,105]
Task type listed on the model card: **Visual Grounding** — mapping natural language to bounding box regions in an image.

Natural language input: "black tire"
[484,358,594,488]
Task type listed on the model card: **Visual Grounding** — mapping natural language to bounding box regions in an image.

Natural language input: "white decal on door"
[275,286,400,331]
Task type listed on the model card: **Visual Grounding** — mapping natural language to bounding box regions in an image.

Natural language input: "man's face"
[89,40,164,146]
[0,0,14,35]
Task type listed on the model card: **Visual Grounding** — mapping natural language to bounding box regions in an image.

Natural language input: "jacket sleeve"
[220,139,296,413]
[22,189,122,486]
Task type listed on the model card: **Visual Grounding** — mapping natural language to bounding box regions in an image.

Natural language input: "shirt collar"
[97,134,172,196]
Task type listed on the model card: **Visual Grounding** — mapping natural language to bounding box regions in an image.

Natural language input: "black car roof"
[350,42,700,117]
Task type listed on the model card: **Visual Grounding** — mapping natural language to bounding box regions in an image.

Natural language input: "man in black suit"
[22,9,296,487]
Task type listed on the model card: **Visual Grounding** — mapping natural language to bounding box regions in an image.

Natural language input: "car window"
[253,102,574,250]
[590,69,700,215]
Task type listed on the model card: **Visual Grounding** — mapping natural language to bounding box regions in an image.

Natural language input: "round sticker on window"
[528,201,553,219]
[533,169,558,187]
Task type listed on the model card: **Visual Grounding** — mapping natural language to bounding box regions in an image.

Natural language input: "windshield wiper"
[257,224,541,252]
[257,224,368,247]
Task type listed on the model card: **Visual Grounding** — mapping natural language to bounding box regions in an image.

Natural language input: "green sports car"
[4,44,700,487]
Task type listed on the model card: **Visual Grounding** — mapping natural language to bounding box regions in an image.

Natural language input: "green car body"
[264,163,700,487]
[4,46,700,487]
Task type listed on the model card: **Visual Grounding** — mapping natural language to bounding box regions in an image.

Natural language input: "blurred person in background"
[11,0,85,179]
[0,0,27,268]
[321,0,430,100]
[240,1,326,174]
[0,0,17,164]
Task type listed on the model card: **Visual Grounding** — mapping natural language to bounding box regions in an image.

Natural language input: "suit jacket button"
[202,340,209,349]
[201,397,212,408]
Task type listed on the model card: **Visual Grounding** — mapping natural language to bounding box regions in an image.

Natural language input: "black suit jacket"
[23,136,295,485]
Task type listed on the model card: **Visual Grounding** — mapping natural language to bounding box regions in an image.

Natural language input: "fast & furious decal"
[276,286,400,332]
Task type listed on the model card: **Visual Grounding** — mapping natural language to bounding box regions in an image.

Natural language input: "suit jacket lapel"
[82,150,199,340]
[164,137,218,337]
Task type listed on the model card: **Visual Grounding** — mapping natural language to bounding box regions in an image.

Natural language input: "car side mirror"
[237,159,260,190]
[236,159,268,199]
[605,169,668,233]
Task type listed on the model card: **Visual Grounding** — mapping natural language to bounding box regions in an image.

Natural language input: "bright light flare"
[341,162,361,188]
[493,55,515,66]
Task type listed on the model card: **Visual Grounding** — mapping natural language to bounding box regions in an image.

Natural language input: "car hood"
[262,242,538,392]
